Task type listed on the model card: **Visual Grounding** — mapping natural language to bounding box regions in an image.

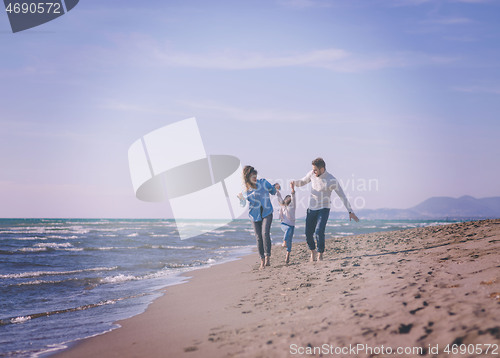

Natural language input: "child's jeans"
[281,223,295,253]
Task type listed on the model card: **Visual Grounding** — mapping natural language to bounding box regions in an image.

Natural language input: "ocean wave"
[100,274,137,284]
[0,292,152,326]
[17,242,81,252]
[1,226,90,235]
[18,247,47,252]
[98,267,202,284]
[10,316,32,324]
[0,250,15,255]
[142,244,198,250]
[46,235,79,240]
[80,245,202,251]
[0,267,118,279]
[83,247,129,251]
[13,279,61,286]
[4,236,47,241]
[217,245,254,250]
[88,227,148,233]
[35,242,74,249]
[10,277,99,288]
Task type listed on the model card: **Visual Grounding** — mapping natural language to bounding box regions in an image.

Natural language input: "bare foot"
[285,252,290,264]
[310,250,317,262]
[318,252,323,261]
[282,241,286,247]
[265,256,271,266]
[259,258,265,269]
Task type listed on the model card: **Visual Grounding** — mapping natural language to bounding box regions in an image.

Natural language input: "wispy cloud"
[155,49,349,70]
[0,66,56,78]
[322,51,458,72]
[130,35,457,72]
[450,0,492,3]
[452,85,500,95]
[442,35,478,42]
[382,0,432,7]
[425,17,474,25]
[178,100,319,123]
[278,0,333,8]
[384,0,491,5]
[161,50,456,72]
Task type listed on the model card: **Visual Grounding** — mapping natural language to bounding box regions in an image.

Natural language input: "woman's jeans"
[252,213,273,259]
[281,223,295,253]
[305,208,330,253]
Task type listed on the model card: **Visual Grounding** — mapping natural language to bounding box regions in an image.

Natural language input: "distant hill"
[330,196,500,220]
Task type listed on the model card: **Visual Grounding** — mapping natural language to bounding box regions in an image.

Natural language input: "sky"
[0,0,499,218]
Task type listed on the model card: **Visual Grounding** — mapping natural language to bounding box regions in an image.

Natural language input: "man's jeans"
[305,208,330,253]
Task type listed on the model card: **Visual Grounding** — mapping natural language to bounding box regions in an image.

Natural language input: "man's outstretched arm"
[331,178,359,222]
[293,171,312,187]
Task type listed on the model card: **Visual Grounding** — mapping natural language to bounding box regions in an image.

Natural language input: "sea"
[0,218,460,357]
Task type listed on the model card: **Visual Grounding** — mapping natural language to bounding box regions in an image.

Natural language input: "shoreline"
[52,247,264,358]
[53,219,500,357]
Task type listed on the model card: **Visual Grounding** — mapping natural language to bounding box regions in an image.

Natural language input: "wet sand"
[55,219,500,358]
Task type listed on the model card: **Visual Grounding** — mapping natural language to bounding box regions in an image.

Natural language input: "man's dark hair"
[312,157,326,169]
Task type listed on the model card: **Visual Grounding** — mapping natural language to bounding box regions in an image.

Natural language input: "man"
[294,157,359,261]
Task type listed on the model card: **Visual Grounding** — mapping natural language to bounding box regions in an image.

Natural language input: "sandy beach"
[54,219,500,358]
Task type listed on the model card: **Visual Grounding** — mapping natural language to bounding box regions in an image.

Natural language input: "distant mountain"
[330,196,500,220]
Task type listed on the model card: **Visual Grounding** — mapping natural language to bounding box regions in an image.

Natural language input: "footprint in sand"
[184,346,198,352]
[397,323,413,334]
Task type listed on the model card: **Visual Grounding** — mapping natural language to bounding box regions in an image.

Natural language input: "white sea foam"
[19,247,47,252]
[162,245,196,250]
[0,267,118,279]
[10,316,32,324]
[46,235,79,240]
[18,242,80,252]
[84,246,137,251]
[9,236,46,241]
[13,278,81,286]
[100,274,137,284]
[35,242,74,249]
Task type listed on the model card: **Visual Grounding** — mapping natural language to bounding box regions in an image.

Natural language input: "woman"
[238,165,280,269]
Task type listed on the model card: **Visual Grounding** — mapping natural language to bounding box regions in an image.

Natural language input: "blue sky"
[0,0,499,218]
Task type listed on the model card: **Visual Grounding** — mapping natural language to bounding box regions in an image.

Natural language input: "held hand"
[237,193,244,200]
[290,181,295,193]
[349,212,360,222]
[274,183,281,191]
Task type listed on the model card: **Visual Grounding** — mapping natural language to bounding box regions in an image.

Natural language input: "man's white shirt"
[294,170,353,212]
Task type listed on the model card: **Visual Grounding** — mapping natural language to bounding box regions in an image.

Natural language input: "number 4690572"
[5,2,62,14]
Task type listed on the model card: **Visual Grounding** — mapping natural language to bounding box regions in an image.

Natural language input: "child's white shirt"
[276,191,296,226]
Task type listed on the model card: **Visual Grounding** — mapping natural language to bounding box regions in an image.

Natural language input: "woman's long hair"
[243,165,257,190]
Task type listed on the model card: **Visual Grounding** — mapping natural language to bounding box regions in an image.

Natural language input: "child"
[276,182,296,264]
